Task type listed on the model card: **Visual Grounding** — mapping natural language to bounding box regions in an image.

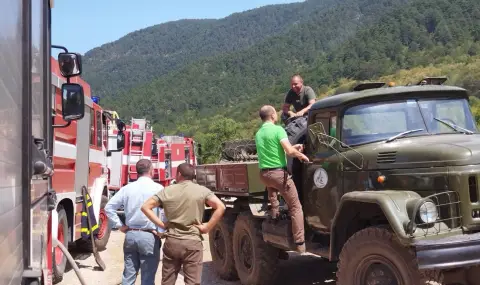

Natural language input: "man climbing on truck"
[255,105,309,253]
[282,74,317,119]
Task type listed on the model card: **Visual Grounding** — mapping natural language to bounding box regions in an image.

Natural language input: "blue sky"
[52,0,302,55]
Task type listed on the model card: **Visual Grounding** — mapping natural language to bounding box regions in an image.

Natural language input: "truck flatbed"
[196,161,264,197]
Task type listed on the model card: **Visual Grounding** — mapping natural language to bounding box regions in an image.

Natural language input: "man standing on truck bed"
[141,163,226,285]
[255,105,310,253]
[282,74,317,118]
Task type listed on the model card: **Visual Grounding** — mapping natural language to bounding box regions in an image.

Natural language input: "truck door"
[29,0,54,282]
[74,105,91,197]
[303,110,341,232]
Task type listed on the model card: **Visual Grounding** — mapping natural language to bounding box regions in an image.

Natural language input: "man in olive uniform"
[282,74,317,118]
[141,163,225,285]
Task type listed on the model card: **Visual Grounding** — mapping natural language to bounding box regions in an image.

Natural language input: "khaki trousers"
[260,168,305,244]
[161,237,203,285]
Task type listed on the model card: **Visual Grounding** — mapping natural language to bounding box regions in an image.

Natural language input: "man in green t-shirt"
[282,74,317,119]
[255,105,309,253]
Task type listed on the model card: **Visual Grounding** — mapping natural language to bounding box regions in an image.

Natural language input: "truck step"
[262,219,330,257]
[305,242,329,258]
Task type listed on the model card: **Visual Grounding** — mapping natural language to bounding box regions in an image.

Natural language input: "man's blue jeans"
[122,231,161,285]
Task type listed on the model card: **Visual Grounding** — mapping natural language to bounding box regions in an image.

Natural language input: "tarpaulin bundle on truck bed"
[221,139,257,161]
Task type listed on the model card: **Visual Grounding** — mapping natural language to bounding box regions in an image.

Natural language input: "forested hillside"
[82,0,480,163]
[82,0,340,97]
[101,0,412,129]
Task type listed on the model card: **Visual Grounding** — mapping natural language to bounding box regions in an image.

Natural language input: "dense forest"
[82,0,340,98]
[82,0,480,163]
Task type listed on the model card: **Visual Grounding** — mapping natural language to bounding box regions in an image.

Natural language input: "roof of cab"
[310,85,468,111]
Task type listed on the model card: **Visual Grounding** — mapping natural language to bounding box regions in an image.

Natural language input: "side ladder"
[127,118,148,181]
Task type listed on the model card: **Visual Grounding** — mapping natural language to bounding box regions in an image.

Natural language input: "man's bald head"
[291,74,303,82]
[259,105,277,122]
[291,74,304,94]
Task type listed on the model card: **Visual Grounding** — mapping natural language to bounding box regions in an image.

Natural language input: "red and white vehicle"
[155,135,198,185]
[106,116,198,194]
[50,57,124,283]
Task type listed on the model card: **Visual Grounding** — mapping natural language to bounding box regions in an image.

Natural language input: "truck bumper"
[415,231,480,270]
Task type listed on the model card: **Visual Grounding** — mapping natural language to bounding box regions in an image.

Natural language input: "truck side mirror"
[197,143,202,156]
[117,131,125,150]
[58,52,82,77]
[116,120,126,131]
[61,83,84,121]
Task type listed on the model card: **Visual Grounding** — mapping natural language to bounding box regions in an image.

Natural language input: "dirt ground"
[59,229,338,285]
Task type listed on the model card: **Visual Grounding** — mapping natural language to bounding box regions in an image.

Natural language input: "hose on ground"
[53,237,88,285]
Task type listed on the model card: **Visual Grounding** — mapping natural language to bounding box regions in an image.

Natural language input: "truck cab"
[197,78,480,285]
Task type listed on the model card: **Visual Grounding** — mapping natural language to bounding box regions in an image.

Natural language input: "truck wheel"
[336,227,444,285]
[76,195,111,252]
[94,195,111,251]
[233,212,279,285]
[209,214,238,280]
[52,205,68,284]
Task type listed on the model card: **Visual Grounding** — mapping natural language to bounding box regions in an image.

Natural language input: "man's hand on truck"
[292,144,304,152]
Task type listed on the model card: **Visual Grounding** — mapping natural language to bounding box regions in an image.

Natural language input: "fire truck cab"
[106,117,197,195]
[50,60,125,282]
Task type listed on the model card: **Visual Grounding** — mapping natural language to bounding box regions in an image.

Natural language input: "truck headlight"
[418,201,438,223]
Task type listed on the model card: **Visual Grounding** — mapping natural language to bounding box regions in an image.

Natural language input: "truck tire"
[232,212,279,285]
[94,195,111,251]
[336,226,444,285]
[52,205,68,284]
[76,195,111,252]
[209,214,238,280]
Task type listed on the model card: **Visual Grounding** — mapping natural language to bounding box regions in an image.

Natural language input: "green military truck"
[196,77,480,285]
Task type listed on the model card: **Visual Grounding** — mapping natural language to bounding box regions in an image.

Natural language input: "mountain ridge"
[82,0,340,97]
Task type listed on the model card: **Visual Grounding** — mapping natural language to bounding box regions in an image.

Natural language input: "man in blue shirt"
[105,159,166,285]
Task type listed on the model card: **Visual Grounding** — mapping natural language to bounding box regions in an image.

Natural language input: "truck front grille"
[468,175,479,203]
[377,151,397,163]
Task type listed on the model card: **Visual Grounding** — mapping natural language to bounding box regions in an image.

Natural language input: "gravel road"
[59,230,337,285]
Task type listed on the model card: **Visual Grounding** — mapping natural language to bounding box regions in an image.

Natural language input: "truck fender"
[90,177,108,221]
[329,190,421,261]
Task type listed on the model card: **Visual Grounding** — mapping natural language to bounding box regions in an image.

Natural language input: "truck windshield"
[342,98,477,145]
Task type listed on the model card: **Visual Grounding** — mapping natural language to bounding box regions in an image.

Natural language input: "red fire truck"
[106,116,198,194]
[50,59,124,283]
[155,135,198,185]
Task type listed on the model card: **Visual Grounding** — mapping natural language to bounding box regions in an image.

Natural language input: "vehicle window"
[342,101,413,145]
[314,114,330,134]
[51,88,56,114]
[96,111,102,147]
[341,98,477,145]
[31,0,45,139]
[89,107,95,146]
[418,98,476,133]
[330,115,337,137]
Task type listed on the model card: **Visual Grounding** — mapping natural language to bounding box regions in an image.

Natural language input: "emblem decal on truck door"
[313,168,328,188]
